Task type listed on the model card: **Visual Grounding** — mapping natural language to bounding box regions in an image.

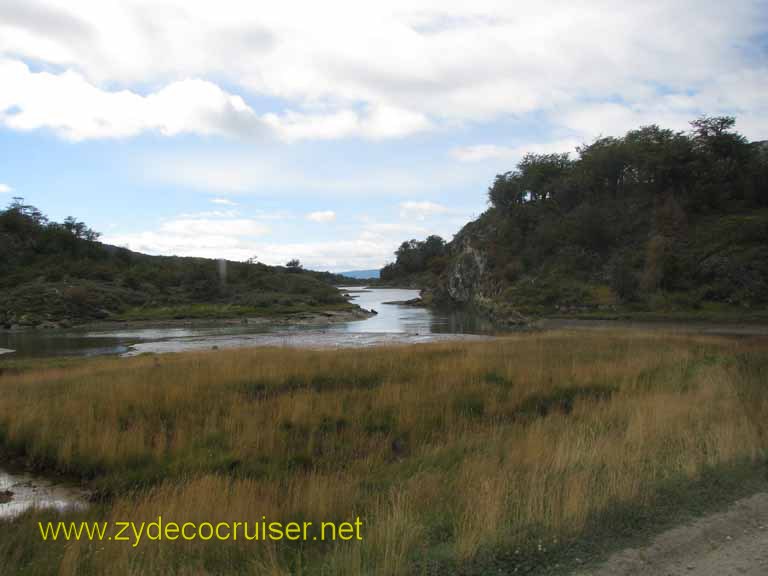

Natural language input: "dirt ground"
[574,492,768,575]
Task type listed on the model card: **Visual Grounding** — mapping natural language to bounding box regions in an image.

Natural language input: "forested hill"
[382,117,768,322]
[0,201,355,328]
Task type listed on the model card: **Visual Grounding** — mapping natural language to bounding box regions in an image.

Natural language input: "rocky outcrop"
[445,241,488,304]
[429,232,531,326]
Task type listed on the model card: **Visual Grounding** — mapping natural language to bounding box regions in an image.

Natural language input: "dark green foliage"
[511,385,616,420]
[240,369,386,400]
[610,256,640,302]
[452,392,485,418]
[285,258,303,272]
[389,117,768,314]
[380,234,446,282]
[0,201,350,326]
[483,371,513,388]
[362,408,396,435]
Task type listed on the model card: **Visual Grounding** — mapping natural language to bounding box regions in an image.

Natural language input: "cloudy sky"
[1,1,766,271]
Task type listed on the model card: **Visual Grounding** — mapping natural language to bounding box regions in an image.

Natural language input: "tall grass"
[0,331,766,574]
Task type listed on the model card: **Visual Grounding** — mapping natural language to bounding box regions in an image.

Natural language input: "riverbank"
[0,330,765,574]
[92,304,373,331]
[0,302,372,333]
[0,287,495,359]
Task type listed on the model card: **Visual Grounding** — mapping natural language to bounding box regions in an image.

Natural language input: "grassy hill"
[382,117,768,323]
[0,201,356,328]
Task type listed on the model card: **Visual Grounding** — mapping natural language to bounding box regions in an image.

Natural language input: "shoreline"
[0,305,375,335]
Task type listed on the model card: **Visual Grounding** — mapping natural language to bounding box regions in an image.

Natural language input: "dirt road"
[575,492,768,575]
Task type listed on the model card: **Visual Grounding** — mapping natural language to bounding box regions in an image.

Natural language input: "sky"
[1,1,767,271]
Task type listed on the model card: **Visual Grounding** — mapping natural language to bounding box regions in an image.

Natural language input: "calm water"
[0,467,88,520]
[0,288,494,358]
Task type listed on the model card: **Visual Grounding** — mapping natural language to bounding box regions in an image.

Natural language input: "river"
[0,288,495,359]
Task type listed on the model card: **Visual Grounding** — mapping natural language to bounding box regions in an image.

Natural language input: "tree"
[610,256,639,302]
[488,153,574,211]
[422,235,447,260]
[379,262,401,281]
[392,236,446,275]
[488,172,525,211]
[688,116,751,209]
[9,197,48,225]
[286,259,303,272]
[623,125,692,193]
[63,216,101,241]
[577,136,629,200]
[690,116,737,140]
[517,152,573,201]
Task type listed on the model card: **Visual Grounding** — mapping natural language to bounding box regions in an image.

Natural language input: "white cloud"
[105,225,393,271]
[360,105,432,139]
[0,59,265,140]
[451,144,516,163]
[177,210,239,218]
[263,110,359,141]
[103,214,270,261]
[160,218,269,237]
[256,239,393,271]
[399,200,448,220]
[104,230,257,260]
[256,217,447,270]
[102,208,461,271]
[254,104,431,141]
[141,151,483,195]
[0,59,431,142]
[0,2,764,142]
[306,210,336,223]
[105,225,392,269]
[451,139,582,162]
[0,183,12,193]
[359,221,429,240]
[211,197,237,206]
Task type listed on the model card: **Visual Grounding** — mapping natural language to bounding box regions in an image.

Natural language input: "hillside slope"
[383,118,768,323]
[0,202,355,328]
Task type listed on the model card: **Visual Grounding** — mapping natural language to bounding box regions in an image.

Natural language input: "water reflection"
[335,288,495,335]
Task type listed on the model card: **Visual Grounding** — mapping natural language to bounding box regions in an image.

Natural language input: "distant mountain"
[339,269,380,279]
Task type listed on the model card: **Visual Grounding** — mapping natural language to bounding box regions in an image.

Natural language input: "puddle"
[0,467,89,520]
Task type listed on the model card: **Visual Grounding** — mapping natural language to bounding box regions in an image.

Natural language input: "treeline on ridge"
[0,200,351,327]
[382,117,768,315]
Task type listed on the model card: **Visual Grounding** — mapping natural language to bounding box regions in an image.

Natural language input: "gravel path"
[575,492,768,575]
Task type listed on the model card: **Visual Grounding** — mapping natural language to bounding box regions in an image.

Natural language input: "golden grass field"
[0,330,766,575]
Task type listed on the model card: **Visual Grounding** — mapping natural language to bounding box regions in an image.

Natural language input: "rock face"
[446,240,488,304]
[429,230,530,324]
